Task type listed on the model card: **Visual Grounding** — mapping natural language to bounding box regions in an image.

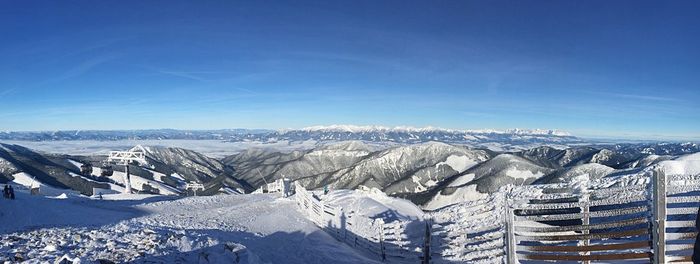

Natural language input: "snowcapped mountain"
[2,139,698,211]
[0,144,113,195]
[0,144,253,196]
[268,125,580,145]
[296,125,571,136]
[422,142,700,209]
[514,146,599,168]
[423,154,552,210]
[0,126,582,147]
[141,146,253,194]
[533,163,615,185]
[0,129,271,141]
[223,141,491,198]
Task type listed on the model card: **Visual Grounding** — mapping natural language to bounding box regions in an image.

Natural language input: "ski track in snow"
[0,191,381,264]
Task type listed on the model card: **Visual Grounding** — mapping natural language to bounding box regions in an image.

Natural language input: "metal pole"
[124,163,132,194]
[652,168,666,264]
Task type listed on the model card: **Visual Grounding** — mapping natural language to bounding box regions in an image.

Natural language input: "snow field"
[0,190,381,264]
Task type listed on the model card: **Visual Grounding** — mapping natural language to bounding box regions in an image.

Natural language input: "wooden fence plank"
[517,228,649,241]
[667,196,700,204]
[519,252,652,261]
[515,206,649,221]
[515,216,648,232]
[667,207,698,216]
[518,241,651,252]
[666,244,695,252]
[666,232,697,240]
[515,194,647,210]
[668,185,700,195]
[668,180,700,187]
[666,220,696,228]
[667,255,693,263]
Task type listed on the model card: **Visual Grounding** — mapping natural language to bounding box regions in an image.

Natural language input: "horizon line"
[1,126,699,142]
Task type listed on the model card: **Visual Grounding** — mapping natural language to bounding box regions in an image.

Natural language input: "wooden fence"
[430,193,508,263]
[510,181,653,263]
[661,172,700,263]
[430,167,699,264]
[293,182,425,263]
[292,166,698,263]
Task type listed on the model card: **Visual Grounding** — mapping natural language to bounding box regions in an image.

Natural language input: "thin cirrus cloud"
[586,91,684,102]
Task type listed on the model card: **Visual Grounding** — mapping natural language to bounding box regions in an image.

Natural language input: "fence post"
[504,192,517,264]
[581,192,591,264]
[379,219,386,261]
[422,219,431,264]
[652,167,667,264]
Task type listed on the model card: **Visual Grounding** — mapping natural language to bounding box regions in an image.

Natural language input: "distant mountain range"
[0,126,583,146]
[1,127,698,211]
[0,129,270,141]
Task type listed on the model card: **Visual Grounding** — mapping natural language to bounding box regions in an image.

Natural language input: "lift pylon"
[107,145,147,194]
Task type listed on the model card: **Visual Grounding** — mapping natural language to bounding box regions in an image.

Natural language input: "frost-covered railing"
[429,167,700,264]
[293,182,425,262]
[429,193,508,264]
[253,178,293,194]
[658,172,700,263]
[508,177,654,263]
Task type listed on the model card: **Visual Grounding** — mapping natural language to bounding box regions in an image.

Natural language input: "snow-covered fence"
[657,171,700,263]
[430,167,700,264]
[293,182,425,262]
[429,193,508,263]
[253,178,293,195]
[510,181,653,262]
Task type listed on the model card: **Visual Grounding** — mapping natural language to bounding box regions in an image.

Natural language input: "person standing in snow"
[8,185,14,200]
[3,185,8,199]
[323,185,329,195]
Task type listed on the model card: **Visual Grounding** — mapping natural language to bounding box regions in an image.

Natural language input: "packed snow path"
[0,191,382,264]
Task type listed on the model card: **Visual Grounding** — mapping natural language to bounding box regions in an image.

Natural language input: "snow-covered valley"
[1,138,699,263]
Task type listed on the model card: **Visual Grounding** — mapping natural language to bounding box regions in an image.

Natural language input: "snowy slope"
[323,188,424,222]
[423,154,552,210]
[0,190,381,264]
[659,152,700,175]
[226,141,490,203]
[0,144,253,196]
[533,163,615,185]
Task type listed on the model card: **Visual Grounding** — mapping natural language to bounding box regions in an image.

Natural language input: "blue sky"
[1,1,698,140]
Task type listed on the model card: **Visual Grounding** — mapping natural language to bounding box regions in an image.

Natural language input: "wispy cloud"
[587,91,683,102]
[156,70,209,82]
[34,54,119,86]
[0,88,17,98]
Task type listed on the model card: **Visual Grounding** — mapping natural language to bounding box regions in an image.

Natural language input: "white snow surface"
[447,173,476,187]
[660,152,700,175]
[11,173,80,197]
[10,172,41,189]
[435,154,477,173]
[0,190,382,264]
[504,168,545,180]
[423,185,486,211]
[322,188,424,222]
